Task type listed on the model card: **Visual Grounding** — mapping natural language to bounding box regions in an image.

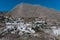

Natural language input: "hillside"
[4,3,60,23]
[0,32,57,40]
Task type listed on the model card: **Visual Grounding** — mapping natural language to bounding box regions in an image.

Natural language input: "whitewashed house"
[45,26,60,36]
[51,26,60,36]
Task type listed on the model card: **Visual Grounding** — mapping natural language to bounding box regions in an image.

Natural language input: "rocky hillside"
[0,11,7,27]
[4,3,60,23]
[0,32,57,40]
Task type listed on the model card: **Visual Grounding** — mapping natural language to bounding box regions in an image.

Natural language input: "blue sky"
[0,0,60,11]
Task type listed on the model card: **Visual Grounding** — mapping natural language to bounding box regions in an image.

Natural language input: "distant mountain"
[4,3,60,22]
[0,11,8,16]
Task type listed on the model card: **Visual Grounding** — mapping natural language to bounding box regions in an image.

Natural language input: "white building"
[43,25,60,36]
[52,27,60,36]
[52,26,60,36]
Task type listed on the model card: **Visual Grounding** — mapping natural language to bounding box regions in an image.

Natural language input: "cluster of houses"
[0,16,60,38]
[0,17,47,38]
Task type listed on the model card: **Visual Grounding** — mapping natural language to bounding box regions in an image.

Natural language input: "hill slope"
[4,3,60,22]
